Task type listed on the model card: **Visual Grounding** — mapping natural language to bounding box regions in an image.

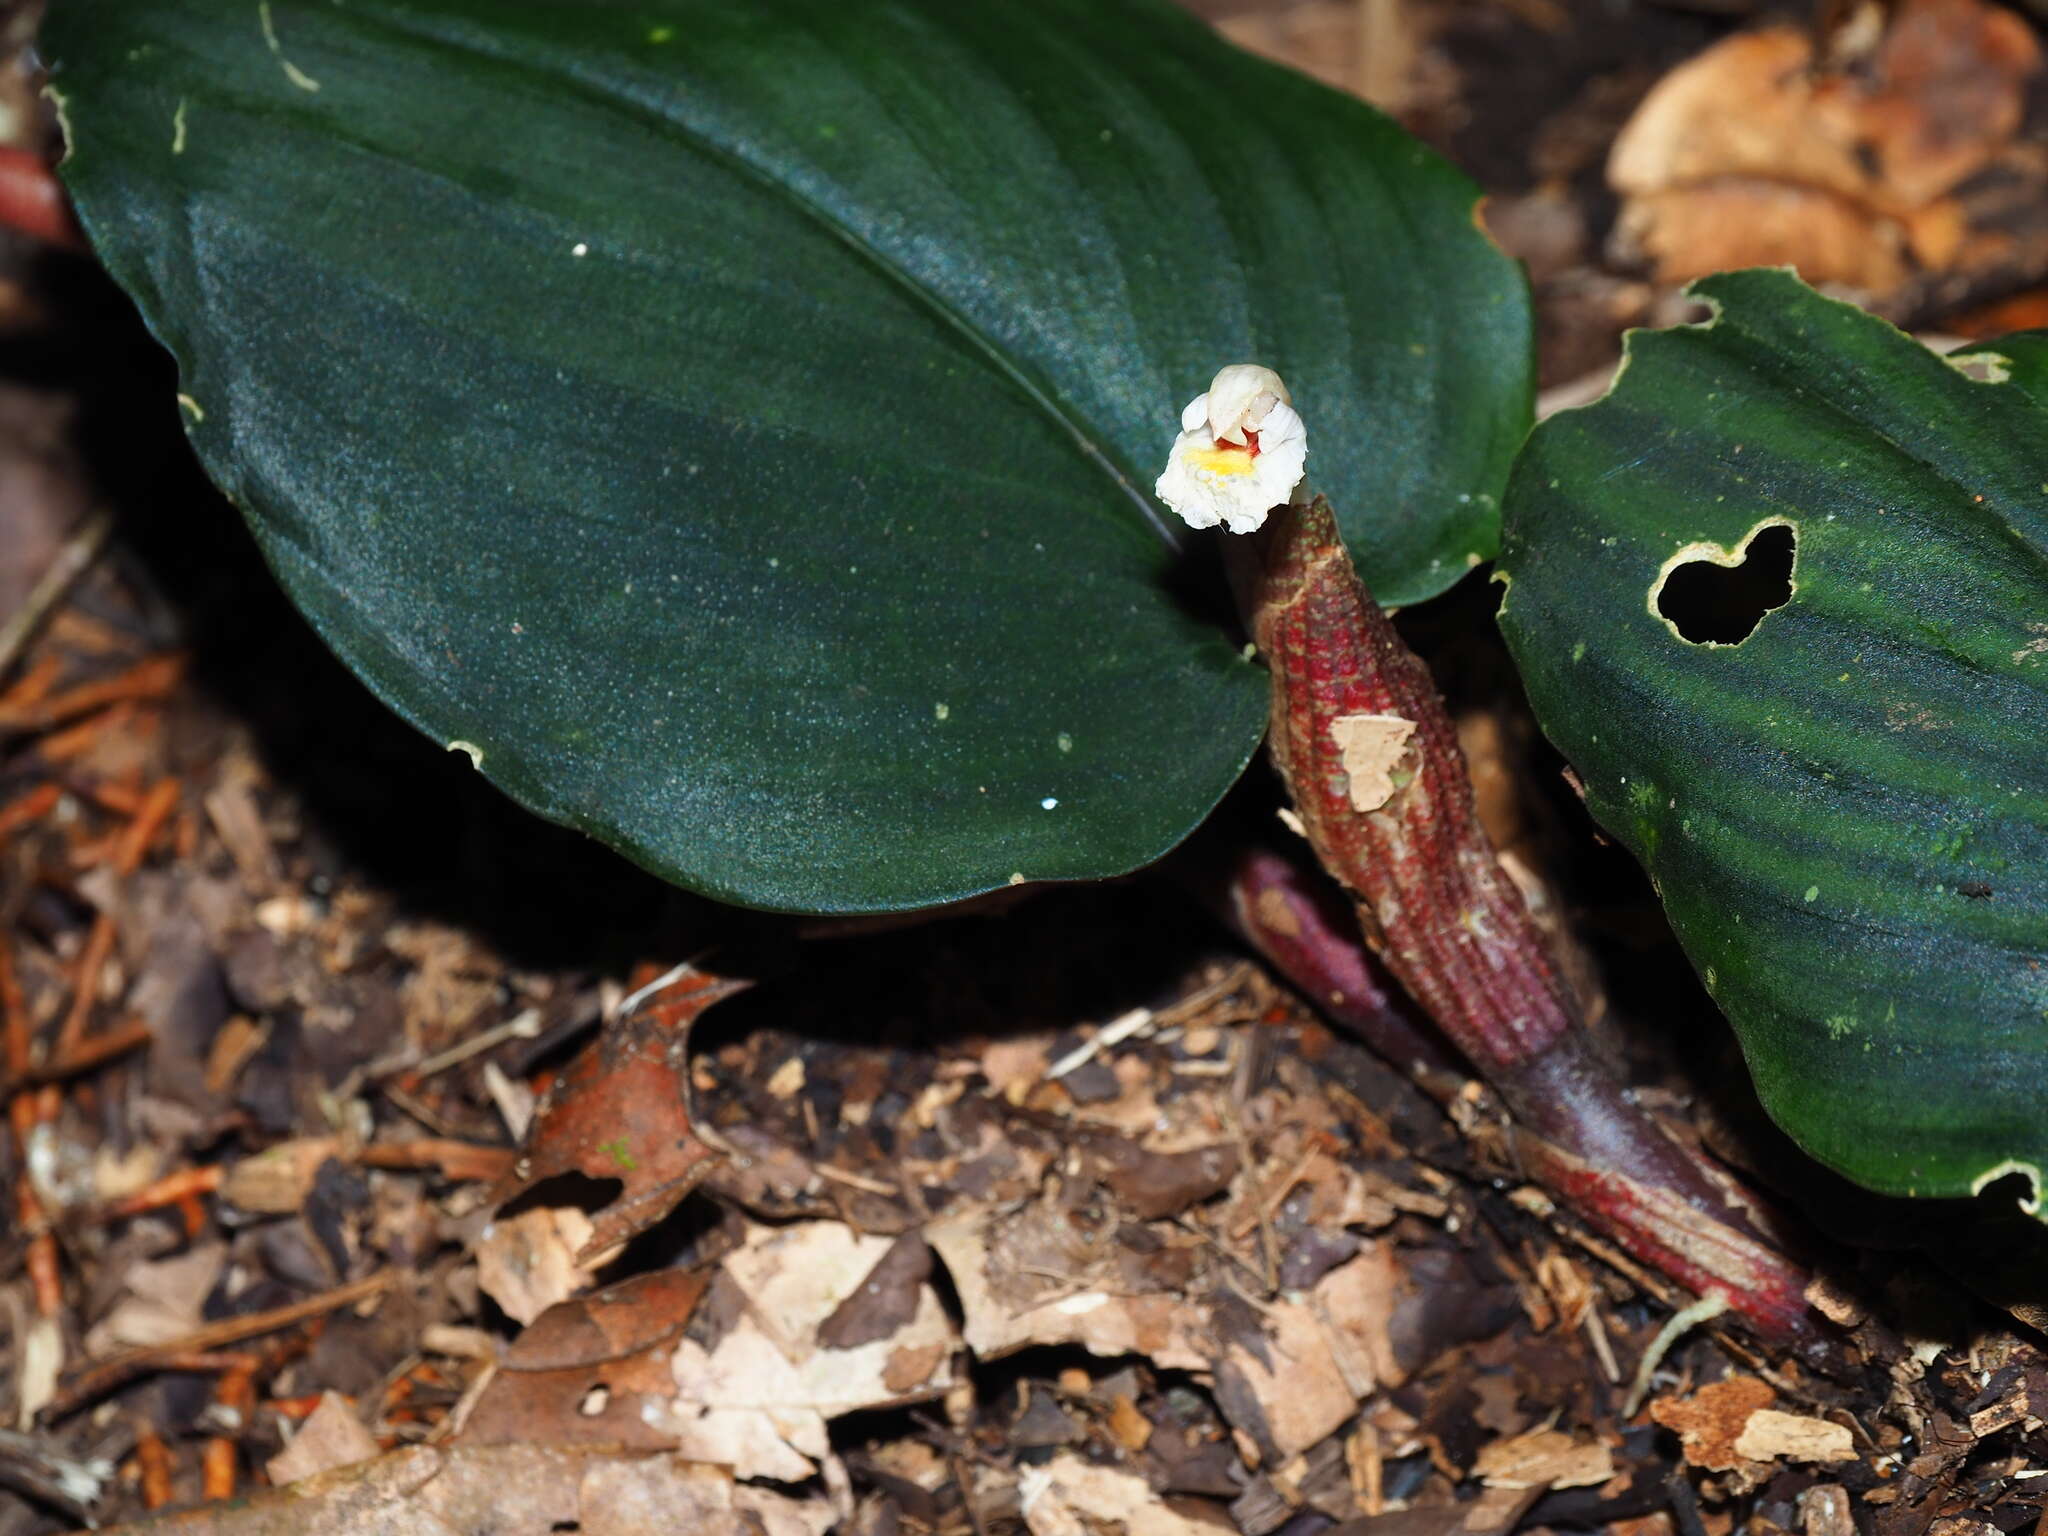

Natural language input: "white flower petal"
[1203,363,1291,446]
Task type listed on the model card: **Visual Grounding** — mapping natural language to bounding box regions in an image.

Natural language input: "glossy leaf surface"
[47,0,1530,910]
[1500,269,2048,1203]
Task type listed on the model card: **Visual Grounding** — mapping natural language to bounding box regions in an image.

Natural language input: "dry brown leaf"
[1607,0,2040,292]
[925,1211,1212,1370]
[494,968,739,1260]
[266,1391,380,1486]
[1311,1243,1406,1387]
[462,1270,710,1449]
[1213,1245,1403,1461]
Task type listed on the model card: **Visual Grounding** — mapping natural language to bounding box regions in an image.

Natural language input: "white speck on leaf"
[447,741,483,770]
[258,1,322,91]
[1040,797,1058,811]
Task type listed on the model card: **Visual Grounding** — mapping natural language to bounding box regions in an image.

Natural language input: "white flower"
[1153,363,1308,534]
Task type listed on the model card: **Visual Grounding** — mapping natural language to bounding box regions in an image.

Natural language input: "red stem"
[1238,499,1839,1367]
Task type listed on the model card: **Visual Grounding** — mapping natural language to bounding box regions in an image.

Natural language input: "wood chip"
[1732,1408,1854,1464]
[1650,1376,1776,1471]
[1473,1426,1617,1490]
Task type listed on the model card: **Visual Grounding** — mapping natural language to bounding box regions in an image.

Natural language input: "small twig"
[812,1161,900,1197]
[44,1272,396,1422]
[102,1162,224,1222]
[403,1008,542,1081]
[357,1139,516,1183]
[1045,1006,1153,1081]
[0,1426,113,1524]
[0,507,112,684]
[57,780,181,1056]
[0,783,62,843]
[1584,1300,1622,1385]
[0,1018,153,1100]
[0,653,185,736]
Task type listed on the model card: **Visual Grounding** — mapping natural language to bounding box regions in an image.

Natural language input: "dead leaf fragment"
[817,1234,934,1351]
[476,1206,597,1327]
[656,1222,958,1481]
[1213,1245,1404,1461]
[85,1240,227,1354]
[494,967,739,1259]
[266,1391,381,1486]
[925,1208,1212,1369]
[1733,1408,1855,1464]
[463,1270,711,1449]
[1608,0,2040,294]
[1020,1454,1229,1536]
[1330,713,1417,813]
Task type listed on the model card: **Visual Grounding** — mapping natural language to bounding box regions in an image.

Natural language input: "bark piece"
[1733,1409,1855,1464]
[1650,1375,1776,1471]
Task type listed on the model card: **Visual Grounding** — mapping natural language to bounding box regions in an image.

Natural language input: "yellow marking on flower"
[1185,443,1258,477]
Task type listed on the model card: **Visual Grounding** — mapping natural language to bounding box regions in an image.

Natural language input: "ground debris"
[14,7,2048,1528]
[94,1444,829,1536]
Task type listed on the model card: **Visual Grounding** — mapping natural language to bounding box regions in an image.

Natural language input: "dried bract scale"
[1155,363,1308,533]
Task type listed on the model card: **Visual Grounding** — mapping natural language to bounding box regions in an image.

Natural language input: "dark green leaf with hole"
[45,0,1530,912]
[1499,269,2048,1205]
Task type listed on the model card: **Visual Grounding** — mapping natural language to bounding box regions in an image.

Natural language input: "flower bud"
[1154,363,1308,534]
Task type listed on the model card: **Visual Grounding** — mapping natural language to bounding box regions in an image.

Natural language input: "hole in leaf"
[1655,522,1796,645]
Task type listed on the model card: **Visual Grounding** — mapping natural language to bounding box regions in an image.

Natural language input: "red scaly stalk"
[1238,498,1839,1367]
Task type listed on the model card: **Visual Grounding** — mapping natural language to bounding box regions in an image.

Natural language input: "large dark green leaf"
[1499,269,2048,1205]
[46,0,1530,912]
